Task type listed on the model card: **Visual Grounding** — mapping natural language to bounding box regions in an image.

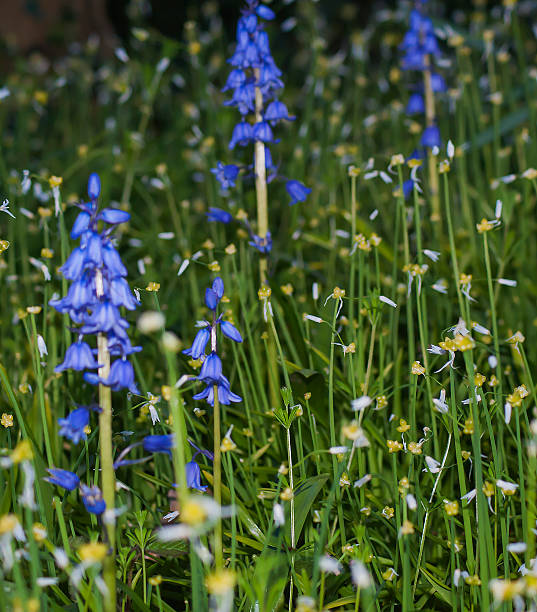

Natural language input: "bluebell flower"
[212,277,224,299]
[199,352,223,385]
[249,231,272,253]
[60,247,87,280]
[205,277,224,311]
[229,122,253,149]
[186,460,208,492]
[81,484,106,515]
[264,100,295,124]
[97,208,131,225]
[71,211,91,239]
[143,434,175,454]
[406,93,425,115]
[100,358,139,394]
[207,205,233,223]
[429,72,447,93]
[252,121,277,143]
[403,179,415,201]
[58,406,90,444]
[222,69,247,91]
[256,4,275,20]
[224,82,256,115]
[193,374,243,407]
[51,173,140,395]
[45,468,80,491]
[286,180,312,205]
[55,340,99,372]
[88,172,101,200]
[210,164,240,193]
[220,320,243,343]
[183,326,211,359]
[421,124,441,149]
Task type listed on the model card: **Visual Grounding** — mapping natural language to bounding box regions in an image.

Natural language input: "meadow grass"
[1,1,537,610]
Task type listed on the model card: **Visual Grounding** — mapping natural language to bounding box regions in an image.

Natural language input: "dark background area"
[0,0,506,57]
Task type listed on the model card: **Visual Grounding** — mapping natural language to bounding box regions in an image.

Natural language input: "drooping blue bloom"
[193,374,243,407]
[406,93,425,115]
[88,172,101,199]
[222,69,247,91]
[100,358,139,394]
[81,484,106,515]
[210,165,240,193]
[55,340,100,372]
[220,320,243,343]
[143,434,175,455]
[421,124,441,149]
[183,326,211,359]
[205,287,220,311]
[264,100,295,125]
[229,122,253,150]
[248,231,272,253]
[286,180,311,206]
[429,73,447,93]
[186,460,208,492]
[256,4,275,19]
[58,406,90,444]
[252,120,277,143]
[403,179,415,200]
[45,468,80,491]
[212,277,224,299]
[199,352,223,385]
[51,173,140,396]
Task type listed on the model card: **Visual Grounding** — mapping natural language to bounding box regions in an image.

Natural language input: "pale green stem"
[213,385,223,569]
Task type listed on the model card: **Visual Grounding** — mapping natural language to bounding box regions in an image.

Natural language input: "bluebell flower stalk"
[211,0,310,276]
[400,1,444,226]
[185,278,242,568]
[50,172,140,612]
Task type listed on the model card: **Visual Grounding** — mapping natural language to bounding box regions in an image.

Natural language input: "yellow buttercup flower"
[396,419,410,433]
[444,500,459,516]
[411,361,425,375]
[1,413,13,428]
[258,285,271,300]
[332,286,345,300]
[463,419,474,435]
[387,440,403,453]
[477,218,494,233]
[48,175,63,188]
[78,542,107,564]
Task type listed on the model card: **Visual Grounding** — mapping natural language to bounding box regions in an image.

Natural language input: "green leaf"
[285,474,329,544]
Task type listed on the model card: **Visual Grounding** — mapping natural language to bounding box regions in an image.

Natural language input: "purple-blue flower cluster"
[210,0,311,249]
[51,173,140,397]
[184,278,243,406]
[400,2,445,149]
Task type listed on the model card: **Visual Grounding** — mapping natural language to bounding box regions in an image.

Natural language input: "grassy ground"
[2,1,537,610]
